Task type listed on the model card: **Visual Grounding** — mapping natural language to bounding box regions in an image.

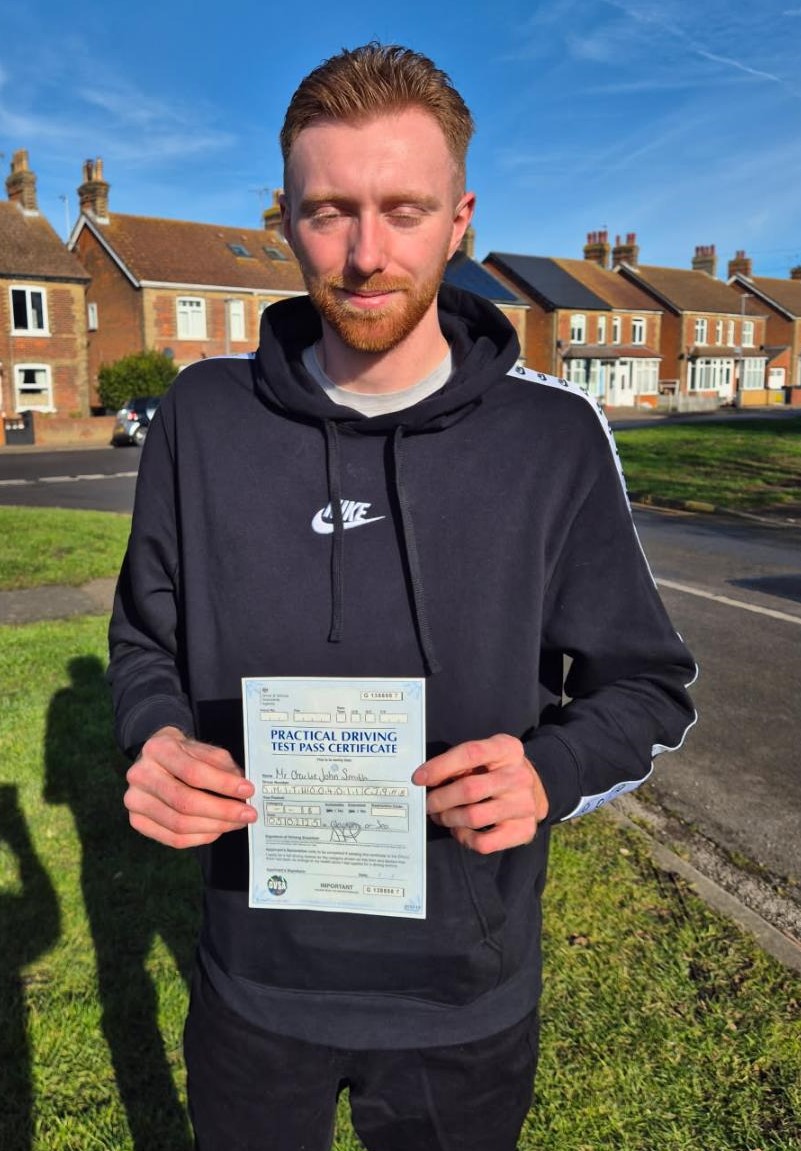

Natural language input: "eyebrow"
[299,191,444,213]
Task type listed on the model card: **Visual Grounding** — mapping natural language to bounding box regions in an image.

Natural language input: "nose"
[347,213,387,278]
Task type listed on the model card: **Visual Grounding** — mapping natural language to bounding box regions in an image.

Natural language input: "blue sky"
[2,0,800,277]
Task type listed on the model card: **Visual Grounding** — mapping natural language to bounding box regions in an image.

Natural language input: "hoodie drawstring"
[321,421,441,675]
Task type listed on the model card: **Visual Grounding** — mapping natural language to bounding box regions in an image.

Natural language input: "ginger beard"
[302,255,450,353]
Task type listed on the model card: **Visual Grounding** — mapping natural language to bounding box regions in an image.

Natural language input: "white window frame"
[228,299,246,342]
[631,317,645,345]
[630,358,659,395]
[566,359,587,388]
[694,318,708,345]
[176,296,207,340]
[10,285,49,335]
[691,357,732,394]
[742,320,755,348]
[596,316,607,344]
[87,302,99,331]
[715,320,723,345]
[14,363,54,411]
[741,358,765,390]
[727,320,735,345]
[569,313,586,344]
[612,316,621,344]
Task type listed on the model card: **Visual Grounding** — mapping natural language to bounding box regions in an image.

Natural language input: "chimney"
[78,157,110,222]
[692,244,717,277]
[5,149,39,214]
[262,188,282,232]
[727,249,752,279]
[790,266,801,281]
[459,224,475,259]
[583,229,610,268]
[612,231,639,267]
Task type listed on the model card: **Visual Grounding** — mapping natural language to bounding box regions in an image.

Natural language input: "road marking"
[658,578,801,626]
[0,472,137,486]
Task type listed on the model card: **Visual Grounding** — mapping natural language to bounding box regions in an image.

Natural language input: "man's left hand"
[411,734,549,853]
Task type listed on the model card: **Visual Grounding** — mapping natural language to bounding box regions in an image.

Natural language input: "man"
[109,43,696,1151]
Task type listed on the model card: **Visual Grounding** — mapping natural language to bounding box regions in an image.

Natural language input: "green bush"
[97,350,178,413]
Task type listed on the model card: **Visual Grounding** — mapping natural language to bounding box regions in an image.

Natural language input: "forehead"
[284,107,459,197]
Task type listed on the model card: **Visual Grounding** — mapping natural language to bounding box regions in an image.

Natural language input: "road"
[1,447,800,898]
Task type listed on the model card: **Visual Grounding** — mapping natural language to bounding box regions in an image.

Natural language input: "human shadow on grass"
[0,784,61,1151]
[43,655,199,1151]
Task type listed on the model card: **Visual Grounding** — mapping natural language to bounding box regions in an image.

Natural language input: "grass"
[615,416,801,512]
[1,615,799,1150]
[0,506,131,590]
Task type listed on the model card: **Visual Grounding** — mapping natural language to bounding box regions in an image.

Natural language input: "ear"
[448,192,476,258]
[278,190,294,250]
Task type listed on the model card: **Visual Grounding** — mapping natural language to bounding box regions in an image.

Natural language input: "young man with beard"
[109,43,696,1151]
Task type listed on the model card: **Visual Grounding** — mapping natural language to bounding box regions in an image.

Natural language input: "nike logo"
[311,500,385,535]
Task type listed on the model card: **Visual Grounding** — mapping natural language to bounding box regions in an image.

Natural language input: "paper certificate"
[242,677,426,918]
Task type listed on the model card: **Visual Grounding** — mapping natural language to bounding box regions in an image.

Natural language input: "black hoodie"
[108,285,696,1048]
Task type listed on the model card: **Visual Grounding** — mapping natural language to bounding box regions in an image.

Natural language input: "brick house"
[483,233,662,407]
[69,164,306,409]
[0,150,90,416]
[444,229,528,359]
[728,251,801,407]
[616,242,769,407]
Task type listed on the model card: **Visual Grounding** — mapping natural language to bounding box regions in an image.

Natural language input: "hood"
[254,283,521,432]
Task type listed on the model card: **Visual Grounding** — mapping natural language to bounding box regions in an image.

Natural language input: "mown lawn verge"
[0,615,798,1150]
[0,506,131,591]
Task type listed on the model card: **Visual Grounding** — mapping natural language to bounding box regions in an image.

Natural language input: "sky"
[1,0,800,278]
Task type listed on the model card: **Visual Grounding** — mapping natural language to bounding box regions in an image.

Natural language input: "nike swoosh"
[311,510,386,535]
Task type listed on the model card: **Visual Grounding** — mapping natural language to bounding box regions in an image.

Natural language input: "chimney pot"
[6,148,39,213]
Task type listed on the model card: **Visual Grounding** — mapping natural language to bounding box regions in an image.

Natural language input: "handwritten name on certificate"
[242,677,426,918]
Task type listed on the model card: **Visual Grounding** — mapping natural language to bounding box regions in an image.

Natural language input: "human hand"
[124,726,256,849]
[411,733,549,854]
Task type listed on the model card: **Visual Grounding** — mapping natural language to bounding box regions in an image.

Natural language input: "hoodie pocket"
[213,836,509,1006]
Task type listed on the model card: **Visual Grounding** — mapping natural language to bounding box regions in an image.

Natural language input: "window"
[727,320,735,345]
[569,314,586,343]
[741,358,765,390]
[228,243,253,258]
[715,320,723,345]
[612,317,621,344]
[631,317,645,345]
[566,360,587,387]
[263,246,289,261]
[14,364,53,410]
[11,286,48,334]
[596,316,607,344]
[630,359,659,394]
[87,302,98,331]
[691,358,732,393]
[694,318,708,345]
[176,297,207,339]
[228,299,245,342]
[742,320,755,347]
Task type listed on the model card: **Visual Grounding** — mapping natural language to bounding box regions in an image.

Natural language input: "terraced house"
[484,233,662,407]
[0,150,90,416]
[69,165,306,409]
[728,251,801,407]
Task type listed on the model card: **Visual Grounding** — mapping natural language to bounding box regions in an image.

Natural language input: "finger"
[412,734,522,788]
[451,818,538,855]
[126,807,238,850]
[126,763,256,826]
[139,736,253,800]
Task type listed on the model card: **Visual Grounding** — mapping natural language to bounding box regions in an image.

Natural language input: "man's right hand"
[124,726,257,848]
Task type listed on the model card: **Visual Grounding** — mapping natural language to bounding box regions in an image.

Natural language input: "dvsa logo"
[267,874,288,897]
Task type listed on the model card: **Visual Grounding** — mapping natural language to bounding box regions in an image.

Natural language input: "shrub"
[97,350,178,413]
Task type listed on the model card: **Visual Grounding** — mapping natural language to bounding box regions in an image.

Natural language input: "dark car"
[111,396,161,447]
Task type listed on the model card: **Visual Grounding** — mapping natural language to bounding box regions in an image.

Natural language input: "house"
[69,165,306,409]
[484,233,662,407]
[444,229,528,359]
[728,251,801,407]
[616,241,769,407]
[0,150,90,416]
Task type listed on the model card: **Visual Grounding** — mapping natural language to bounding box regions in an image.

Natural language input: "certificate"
[242,676,426,918]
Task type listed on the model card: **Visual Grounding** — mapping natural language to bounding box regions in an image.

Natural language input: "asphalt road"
[2,447,800,895]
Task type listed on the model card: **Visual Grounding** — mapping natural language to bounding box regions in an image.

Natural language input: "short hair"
[280,43,474,184]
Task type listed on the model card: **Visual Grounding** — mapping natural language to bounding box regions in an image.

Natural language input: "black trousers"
[184,963,539,1151]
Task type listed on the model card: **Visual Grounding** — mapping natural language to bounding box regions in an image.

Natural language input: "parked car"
[111,396,161,447]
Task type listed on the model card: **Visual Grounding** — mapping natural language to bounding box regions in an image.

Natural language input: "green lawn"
[616,416,801,512]
[1,615,799,1150]
[0,506,131,591]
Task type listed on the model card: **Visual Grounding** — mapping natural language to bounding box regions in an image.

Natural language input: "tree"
[97,350,178,413]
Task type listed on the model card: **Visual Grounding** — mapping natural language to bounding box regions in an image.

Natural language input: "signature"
[330,820,361,843]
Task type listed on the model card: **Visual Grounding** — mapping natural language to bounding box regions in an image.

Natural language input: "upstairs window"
[228,243,253,258]
[569,313,586,343]
[612,316,621,344]
[596,316,607,344]
[263,246,289,261]
[228,299,245,342]
[694,318,708,345]
[742,320,755,347]
[176,297,207,339]
[11,286,48,334]
[87,302,99,331]
[631,317,645,344]
[715,320,723,345]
